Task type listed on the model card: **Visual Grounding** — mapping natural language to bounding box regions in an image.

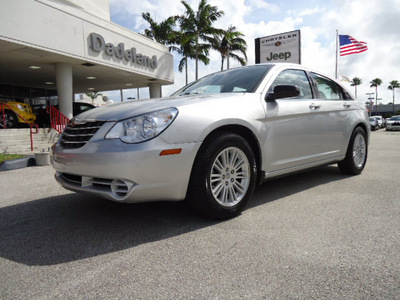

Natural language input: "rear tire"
[186,133,257,220]
[338,127,367,175]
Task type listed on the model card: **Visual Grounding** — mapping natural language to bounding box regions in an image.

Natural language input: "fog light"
[111,179,134,198]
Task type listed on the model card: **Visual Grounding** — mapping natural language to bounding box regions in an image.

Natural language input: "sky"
[108,0,400,104]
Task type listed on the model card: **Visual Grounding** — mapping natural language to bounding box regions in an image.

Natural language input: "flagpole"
[335,29,339,79]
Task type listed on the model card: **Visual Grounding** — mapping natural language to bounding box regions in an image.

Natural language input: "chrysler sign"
[89,33,158,69]
[255,30,301,64]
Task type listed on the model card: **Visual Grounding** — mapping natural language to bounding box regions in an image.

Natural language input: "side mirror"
[266,85,301,102]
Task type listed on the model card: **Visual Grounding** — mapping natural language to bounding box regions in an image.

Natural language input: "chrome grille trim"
[60,121,105,149]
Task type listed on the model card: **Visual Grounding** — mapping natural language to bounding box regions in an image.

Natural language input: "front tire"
[187,133,257,220]
[338,127,368,175]
[0,110,18,128]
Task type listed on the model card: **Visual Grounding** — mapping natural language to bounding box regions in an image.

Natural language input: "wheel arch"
[353,122,369,143]
[194,124,263,184]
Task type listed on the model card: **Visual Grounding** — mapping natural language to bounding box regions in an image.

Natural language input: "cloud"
[110,0,400,103]
[316,0,400,103]
[246,0,280,13]
[288,7,325,17]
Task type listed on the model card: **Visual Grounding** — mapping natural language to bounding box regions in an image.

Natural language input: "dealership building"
[0,0,174,119]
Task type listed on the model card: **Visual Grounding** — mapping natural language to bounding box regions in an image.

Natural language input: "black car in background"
[34,102,96,127]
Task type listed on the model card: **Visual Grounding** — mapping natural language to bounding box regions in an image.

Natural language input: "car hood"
[74,93,246,122]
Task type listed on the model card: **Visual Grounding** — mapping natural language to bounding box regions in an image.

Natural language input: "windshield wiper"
[179,92,200,96]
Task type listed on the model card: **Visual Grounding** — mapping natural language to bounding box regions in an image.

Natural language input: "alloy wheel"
[209,147,251,207]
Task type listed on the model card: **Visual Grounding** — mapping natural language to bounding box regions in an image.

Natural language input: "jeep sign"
[255,30,301,64]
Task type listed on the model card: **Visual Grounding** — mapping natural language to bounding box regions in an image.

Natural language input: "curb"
[0,156,36,171]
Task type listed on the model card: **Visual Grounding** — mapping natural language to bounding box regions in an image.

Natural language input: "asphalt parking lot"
[1,130,399,299]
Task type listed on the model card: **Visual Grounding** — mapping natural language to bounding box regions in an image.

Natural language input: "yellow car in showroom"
[0,101,36,128]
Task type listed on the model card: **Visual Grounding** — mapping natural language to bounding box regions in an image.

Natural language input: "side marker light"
[159,149,182,156]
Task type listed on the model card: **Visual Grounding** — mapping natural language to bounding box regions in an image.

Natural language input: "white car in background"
[52,63,370,220]
[374,115,384,128]
[386,116,400,131]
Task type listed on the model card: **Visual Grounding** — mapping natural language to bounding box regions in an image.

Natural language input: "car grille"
[60,121,105,149]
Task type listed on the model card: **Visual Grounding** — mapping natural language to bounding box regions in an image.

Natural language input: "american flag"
[339,35,368,56]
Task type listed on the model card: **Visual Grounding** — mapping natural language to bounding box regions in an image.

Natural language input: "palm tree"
[179,0,224,80]
[177,33,194,86]
[388,80,400,114]
[177,32,209,85]
[370,78,382,114]
[213,25,247,71]
[142,12,178,51]
[350,77,362,98]
[86,92,103,104]
[142,12,200,84]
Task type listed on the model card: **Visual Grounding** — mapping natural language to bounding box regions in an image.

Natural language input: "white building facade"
[0,0,174,119]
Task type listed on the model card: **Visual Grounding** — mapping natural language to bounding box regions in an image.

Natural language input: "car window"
[310,73,350,100]
[172,65,273,96]
[342,88,354,100]
[268,69,313,99]
[79,104,94,113]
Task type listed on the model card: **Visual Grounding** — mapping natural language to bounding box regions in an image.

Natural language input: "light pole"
[366,92,374,116]
[376,98,382,115]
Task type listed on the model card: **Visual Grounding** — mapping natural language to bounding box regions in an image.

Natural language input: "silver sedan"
[52,63,370,219]
[386,116,400,131]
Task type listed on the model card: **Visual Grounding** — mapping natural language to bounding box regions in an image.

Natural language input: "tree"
[177,32,209,85]
[388,80,400,114]
[142,12,199,83]
[179,0,224,80]
[86,92,103,104]
[213,25,247,71]
[350,77,362,98]
[142,12,178,51]
[370,78,382,114]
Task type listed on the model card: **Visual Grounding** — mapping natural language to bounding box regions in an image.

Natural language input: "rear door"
[263,68,349,173]
[309,72,355,154]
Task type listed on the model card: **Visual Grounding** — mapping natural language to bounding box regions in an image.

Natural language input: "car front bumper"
[17,112,36,124]
[386,124,400,130]
[52,132,201,203]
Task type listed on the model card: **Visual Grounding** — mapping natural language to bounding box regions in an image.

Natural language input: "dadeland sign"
[255,30,301,64]
[89,33,158,69]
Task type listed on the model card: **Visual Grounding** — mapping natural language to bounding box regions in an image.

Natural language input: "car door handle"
[343,103,352,108]
[309,103,321,110]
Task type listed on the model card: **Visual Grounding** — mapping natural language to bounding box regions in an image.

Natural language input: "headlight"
[105,107,178,143]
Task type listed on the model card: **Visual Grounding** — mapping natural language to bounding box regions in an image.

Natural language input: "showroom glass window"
[268,69,313,99]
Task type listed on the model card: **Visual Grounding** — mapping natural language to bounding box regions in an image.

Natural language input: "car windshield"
[390,116,400,121]
[171,65,273,96]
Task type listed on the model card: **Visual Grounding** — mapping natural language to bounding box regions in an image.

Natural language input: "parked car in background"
[52,63,370,220]
[374,115,384,128]
[369,117,379,131]
[386,116,400,131]
[0,101,36,128]
[34,102,96,127]
[70,102,97,115]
